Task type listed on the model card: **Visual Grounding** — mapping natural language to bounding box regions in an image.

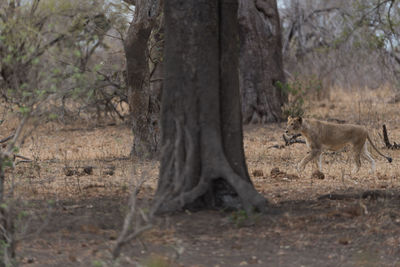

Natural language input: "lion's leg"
[362,142,376,173]
[352,144,363,173]
[299,149,320,172]
[312,152,323,172]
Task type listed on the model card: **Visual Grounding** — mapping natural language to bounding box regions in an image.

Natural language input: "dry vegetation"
[247,87,400,203]
[2,88,400,266]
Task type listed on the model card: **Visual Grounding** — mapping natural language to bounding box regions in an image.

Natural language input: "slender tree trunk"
[124,0,162,158]
[0,157,15,266]
[238,0,286,123]
[154,0,267,214]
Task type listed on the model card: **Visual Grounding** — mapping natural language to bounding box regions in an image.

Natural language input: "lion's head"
[285,116,303,135]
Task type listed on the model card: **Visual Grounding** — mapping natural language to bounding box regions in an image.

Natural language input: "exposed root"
[154,120,207,214]
[154,121,268,214]
[216,164,268,213]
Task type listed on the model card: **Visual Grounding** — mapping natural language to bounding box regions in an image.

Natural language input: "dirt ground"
[2,88,400,266]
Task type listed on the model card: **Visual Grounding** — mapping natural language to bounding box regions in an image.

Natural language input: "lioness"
[285,116,392,173]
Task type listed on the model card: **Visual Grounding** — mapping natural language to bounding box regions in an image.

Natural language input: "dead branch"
[318,190,394,201]
[123,0,136,5]
[268,134,306,149]
[15,160,33,165]
[0,135,14,144]
[382,124,400,149]
[4,116,28,157]
[112,173,152,259]
[283,134,306,146]
[0,134,33,165]
[14,154,32,161]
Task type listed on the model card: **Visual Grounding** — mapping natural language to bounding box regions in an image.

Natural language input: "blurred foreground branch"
[112,173,152,259]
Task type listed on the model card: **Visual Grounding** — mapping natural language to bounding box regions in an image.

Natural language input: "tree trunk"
[238,0,286,123]
[0,157,15,266]
[154,0,267,214]
[124,0,162,158]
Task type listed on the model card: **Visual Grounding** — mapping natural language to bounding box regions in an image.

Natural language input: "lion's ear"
[298,117,303,124]
[288,115,293,120]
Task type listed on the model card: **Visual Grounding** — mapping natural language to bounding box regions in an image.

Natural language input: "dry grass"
[245,86,400,203]
[1,87,399,266]
[0,87,399,203]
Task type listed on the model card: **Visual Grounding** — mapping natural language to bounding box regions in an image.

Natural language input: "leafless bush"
[0,116,30,265]
[0,1,132,124]
[280,0,400,94]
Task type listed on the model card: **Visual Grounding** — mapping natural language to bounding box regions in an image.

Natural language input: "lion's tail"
[367,134,393,163]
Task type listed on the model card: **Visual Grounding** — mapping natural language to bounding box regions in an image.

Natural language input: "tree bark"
[124,0,162,158]
[154,0,267,214]
[238,0,286,123]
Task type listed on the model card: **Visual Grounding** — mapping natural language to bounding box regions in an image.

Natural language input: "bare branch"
[382,124,400,149]
[30,0,41,16]
[14,154,32,161]
[5,115,28,156]
[0,135,14,144]
[282,134,305,146]
[112,172,152,259]
[123,0,136,6]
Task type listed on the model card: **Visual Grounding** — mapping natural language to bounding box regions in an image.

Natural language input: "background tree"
[123,0,287,158]
[280,0,400,95]
[0,0,129,122]
[154,0,267,214]
[238,0,287,123]
[0,0,131,263]
[124,0,163,158]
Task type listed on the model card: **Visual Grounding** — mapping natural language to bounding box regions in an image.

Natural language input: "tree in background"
[123,0,286,158]
[123,0,163,158]
[0,0,130,122]
[154,0,267,214]
[280,0,400,94]
[238,0,287,123]
[0,1,131,263]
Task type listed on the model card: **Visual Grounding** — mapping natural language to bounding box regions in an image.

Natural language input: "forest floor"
[2,88,400,266]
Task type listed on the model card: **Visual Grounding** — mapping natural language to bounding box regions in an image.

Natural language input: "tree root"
[154,122,268,215]
[217,163,268,213]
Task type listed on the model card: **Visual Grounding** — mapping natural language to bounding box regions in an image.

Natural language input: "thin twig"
[14,154,32,161]
[0,135,14,144]
[113,173,151,259]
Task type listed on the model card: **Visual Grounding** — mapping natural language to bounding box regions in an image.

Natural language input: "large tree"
[238,0,286,123]
[153,0,267,213]
[125,0,286,159]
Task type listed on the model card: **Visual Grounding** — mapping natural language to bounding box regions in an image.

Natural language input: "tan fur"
[285,116,392,173]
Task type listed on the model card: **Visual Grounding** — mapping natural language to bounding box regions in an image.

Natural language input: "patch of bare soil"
[17,192,400,266]
[2,88,400,266]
